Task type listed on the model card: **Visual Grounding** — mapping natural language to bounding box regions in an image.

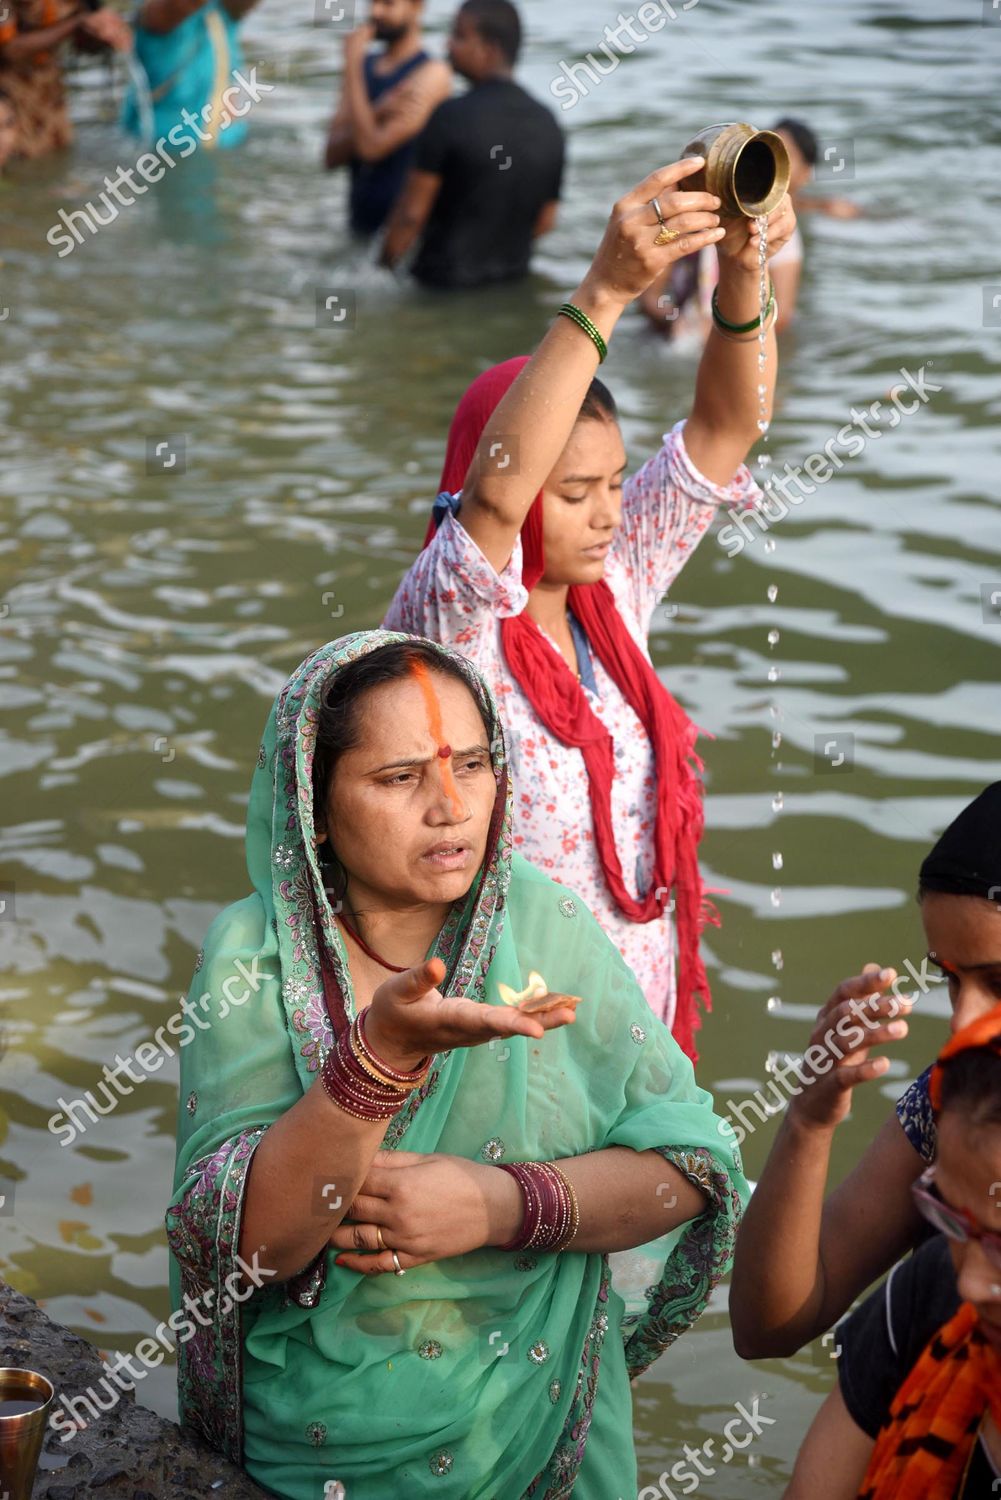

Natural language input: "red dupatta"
[422,356,715,1058]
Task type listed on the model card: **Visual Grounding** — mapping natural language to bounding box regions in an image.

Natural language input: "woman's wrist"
[360,1011,428,1074]
[568,276,628,337]
[712,261,764,326]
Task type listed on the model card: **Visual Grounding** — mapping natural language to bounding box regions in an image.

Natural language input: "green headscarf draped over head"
[166,629,748,1500]
[245,628,512,1095]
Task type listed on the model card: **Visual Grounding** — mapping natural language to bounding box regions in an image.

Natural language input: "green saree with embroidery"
[166,631,748,1500]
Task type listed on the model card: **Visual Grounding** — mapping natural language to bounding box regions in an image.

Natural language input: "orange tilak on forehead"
[409,658,462,813]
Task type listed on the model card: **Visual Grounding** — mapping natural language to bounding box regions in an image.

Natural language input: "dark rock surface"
[0,1281,270,1498]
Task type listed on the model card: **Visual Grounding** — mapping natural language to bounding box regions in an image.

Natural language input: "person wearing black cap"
[727,782,1001,1362]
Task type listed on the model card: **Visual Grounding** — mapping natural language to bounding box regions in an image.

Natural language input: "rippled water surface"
[2,0,999,1489]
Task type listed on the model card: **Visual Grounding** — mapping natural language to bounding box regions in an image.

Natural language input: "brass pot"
[0,1367,55,1500]
[680,122,789,218]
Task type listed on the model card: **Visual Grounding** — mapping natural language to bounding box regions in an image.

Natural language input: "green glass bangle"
[557,302,608,363]
[711,283,775,335]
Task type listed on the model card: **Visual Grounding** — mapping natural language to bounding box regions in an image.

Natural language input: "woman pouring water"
[385,155,796,1053]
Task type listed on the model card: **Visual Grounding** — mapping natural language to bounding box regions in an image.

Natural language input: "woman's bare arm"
[0,14,81,61]
[455,158,724,576]
[782,1387,874,1500]
[497,1146,708,1252]
[730,966,924,1358]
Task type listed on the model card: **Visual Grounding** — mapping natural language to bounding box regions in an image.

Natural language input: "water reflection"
[1,0,999,1487]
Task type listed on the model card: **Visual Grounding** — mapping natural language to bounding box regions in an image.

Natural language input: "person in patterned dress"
[730,781,1001,1361]
[385,156,797,1050]
[0,0,130,160]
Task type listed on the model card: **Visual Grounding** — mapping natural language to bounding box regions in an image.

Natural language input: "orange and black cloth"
[839,1006,1001,1497]
[839,1239,1000,1498]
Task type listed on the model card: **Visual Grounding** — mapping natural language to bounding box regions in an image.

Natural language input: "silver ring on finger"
[649,195,666,228]
[392,1249,405,1276]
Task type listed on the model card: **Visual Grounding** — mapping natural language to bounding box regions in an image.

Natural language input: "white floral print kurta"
[384,419,759,1027]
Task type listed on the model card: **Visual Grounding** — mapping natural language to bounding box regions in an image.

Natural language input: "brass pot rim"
[729,127,790,215]
[0,1367,55,1416]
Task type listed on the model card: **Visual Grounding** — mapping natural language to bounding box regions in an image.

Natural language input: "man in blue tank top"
[325,0,452,238]
[380,0,564,289]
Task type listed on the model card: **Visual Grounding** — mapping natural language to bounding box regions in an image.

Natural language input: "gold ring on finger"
[654,226,681,246]
[375,1226,386,1250]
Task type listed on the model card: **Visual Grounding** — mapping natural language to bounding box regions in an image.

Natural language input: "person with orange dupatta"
[384,155,797,1055]
[784,1005,1001,1498]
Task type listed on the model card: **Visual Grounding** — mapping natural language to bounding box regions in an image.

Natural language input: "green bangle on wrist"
[557,302,608,363]
[711,282,775,335]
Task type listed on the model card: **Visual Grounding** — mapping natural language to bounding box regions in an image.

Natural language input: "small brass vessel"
[680,122,790,218]
[0,1367,55,1500]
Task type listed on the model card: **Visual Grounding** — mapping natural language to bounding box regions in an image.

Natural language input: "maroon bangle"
[495,1161,577,1253]
[320,1020,428,1122]
[355,1006,432,1083]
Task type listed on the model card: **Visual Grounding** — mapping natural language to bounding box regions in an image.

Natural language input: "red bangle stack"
[320,1008,432,1122]
[495,1161,581,1253]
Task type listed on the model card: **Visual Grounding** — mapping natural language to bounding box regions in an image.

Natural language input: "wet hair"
[938,1046,1001,1131]
[577,375,618,424]
[773,117,818,167]
[459,0,522,64]
[311,639,489,833]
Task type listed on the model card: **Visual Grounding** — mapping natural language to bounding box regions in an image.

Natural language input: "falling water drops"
[772,792,784,812]
[766,996,783,1014]
[772,851,783,871]
[770,887,782,908]
[771,949,784,971]
[764,536,776,554]
[771,730,782,750]
[767,628,780,648]
[767,665,780,682]
[767,584,778,603]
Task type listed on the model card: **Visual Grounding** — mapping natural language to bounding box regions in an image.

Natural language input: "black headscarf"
[919,782,1001,899]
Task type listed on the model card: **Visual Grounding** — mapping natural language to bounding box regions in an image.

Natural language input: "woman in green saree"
[166,629,748,1499]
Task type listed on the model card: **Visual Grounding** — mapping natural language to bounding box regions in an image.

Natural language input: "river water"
[1,0,999,1490]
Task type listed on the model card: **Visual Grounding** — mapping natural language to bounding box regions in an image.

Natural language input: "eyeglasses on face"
[911,1168,1001,1273]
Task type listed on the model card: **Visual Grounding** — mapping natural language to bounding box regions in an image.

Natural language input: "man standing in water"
[380,0,564,288]
[325,0,452,239]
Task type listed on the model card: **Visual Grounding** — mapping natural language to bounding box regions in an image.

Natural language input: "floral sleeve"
[612,419,761,634]
[383,509,528,676]
[895,1066,936,1164]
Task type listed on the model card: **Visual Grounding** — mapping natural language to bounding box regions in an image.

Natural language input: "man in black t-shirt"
[380,0,564,288]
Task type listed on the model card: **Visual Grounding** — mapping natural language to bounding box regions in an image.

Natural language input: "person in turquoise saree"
[166,629,748,1499]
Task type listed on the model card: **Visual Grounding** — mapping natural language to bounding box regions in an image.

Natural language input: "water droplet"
[771,730,782,750]
[757,453,771,468]
[767,665,780,682]
[767,584,778,603]
[771,948,784,970]
[769,703,781,719]
[766,996,782,1013]
[767,628,780,647]
[770,887,782,908]
[757,384,768,398]
[772,851,783,870]
[756,419,770,434]
[771,792,784,812]
[764,537,776,554]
